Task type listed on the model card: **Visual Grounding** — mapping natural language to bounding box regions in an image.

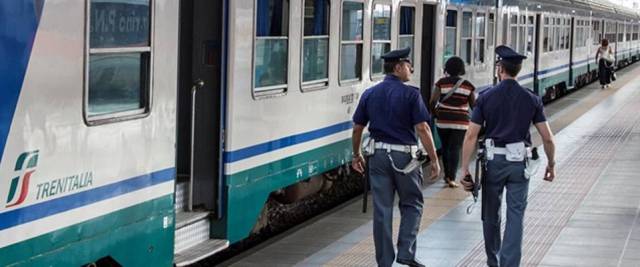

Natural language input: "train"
[1,0,638,266]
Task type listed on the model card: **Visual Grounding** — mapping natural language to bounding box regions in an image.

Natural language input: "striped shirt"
[434,76,475,130]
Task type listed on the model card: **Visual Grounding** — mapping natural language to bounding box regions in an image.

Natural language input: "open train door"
[174,0,229,265]
[569,17,575,88]
[420,4,437,104]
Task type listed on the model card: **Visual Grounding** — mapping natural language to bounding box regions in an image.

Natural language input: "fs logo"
[5,151,39,208]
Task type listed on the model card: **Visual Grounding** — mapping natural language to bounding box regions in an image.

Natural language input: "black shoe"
[396,258,426,267]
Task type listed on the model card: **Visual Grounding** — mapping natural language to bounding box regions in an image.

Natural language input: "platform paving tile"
[619,259,640,267]
[539,254,620,267]
[543,243,623,258]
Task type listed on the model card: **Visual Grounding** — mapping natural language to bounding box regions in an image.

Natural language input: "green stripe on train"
[0,195,174,267]
[213,138,353,242]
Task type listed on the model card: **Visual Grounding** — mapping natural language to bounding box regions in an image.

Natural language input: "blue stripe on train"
[0,0,45,164]
[223,121,353,163]
[0,168,174,231]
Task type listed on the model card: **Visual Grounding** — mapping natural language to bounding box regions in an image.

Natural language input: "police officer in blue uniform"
[459,45,557,267]
[351,47,440,267]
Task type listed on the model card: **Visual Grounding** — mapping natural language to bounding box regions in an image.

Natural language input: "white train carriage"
[1,0,179,266]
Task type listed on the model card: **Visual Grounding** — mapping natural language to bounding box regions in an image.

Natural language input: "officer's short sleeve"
[532,96,547,124]
[352,92,369,125]
[470,95,485,125]
[411,92,431,125]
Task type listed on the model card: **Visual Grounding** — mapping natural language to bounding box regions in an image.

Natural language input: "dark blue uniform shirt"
[470,79,546,146]
[353,75,431,145]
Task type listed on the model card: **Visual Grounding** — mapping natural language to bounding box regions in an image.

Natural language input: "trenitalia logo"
[5,151,39,208]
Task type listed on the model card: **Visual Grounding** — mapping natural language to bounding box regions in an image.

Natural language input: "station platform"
[222,65,640,267]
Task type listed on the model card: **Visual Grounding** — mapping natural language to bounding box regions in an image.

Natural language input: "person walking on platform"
[459,45,557,267]
[351,47,440,267]
[430,56,476,188]
[596,39,615,89]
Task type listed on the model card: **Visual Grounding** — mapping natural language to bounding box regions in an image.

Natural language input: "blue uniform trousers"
[368,150,424,267]
[482,155,530,267]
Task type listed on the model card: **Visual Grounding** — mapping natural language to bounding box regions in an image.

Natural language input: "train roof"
[500,0,639,19]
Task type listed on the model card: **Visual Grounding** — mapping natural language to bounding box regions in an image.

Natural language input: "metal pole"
[189,79,204,212]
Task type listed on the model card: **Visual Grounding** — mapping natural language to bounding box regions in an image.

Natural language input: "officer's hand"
[352,155,366,175]
[458,168,471,188]
[460,176,474,192]
[429,161,440,180]
[543,165,555,182]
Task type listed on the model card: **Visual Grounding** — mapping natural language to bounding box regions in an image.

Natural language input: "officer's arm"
[534,122,556,167]
[415,122,438,163]
[460,122,482,176]
[352,124,366,157]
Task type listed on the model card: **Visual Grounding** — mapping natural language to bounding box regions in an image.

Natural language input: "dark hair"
[383,61,399,74]
[601,39,609,46]
[498,60,522,77]
[444,56,465,76]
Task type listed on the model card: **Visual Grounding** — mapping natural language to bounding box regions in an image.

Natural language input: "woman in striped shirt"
[429,57,476,187]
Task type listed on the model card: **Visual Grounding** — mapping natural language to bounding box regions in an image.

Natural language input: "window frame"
[339,0,365,86]
[300,0,331,92]
[553,17,562,52]
[444,8,458,64]
[460,9,474,65]
[526,15,534,55]
[83,0,155,126]
[474,10,486,65]
[252,0,291,98]
[398,4,416,63]
[543,16,550,52]
[487,12,495,47]
[370,2,392,81]
[509,13,519,53]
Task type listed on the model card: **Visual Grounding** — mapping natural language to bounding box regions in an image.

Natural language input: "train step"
[174,179,229,265]
[174,238,229,267]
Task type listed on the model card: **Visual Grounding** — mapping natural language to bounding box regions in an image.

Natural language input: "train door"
[420,4,436,104]
[177,0,224,214]
[175,0,229,265]
[569,17,575,88]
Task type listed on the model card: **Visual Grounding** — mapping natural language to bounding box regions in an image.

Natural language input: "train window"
[593,20,601,45]
[488,13,495,47]
[627,24,631,41]
[634,25,639,41]
[509,14,518,52]
[527,21,534,55]
[444,10,457,63]
[474,12,485,64]
[340,1,363,83]
[461,11,473,64]
[560,19,565,50]
[618,23,624,42]
[518,24,526,54]
[254,0,289,94]
[399,6,415,62]
[86,0,151,123]
[550,19,562,50]
[302,0,330,90]
[371,4,391,78]
[565,23,570,49]
[543,24,549,52]
[576,26,582,48]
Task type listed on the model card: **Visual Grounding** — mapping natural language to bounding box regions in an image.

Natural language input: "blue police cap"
[381,47,411,62]
[495,45,526,65]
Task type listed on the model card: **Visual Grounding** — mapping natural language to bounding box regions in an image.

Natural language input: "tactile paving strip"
[457,90,640,267]
[323,187,470,266]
